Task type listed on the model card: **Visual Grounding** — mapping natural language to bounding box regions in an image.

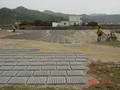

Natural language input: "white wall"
[69,21,81,26]
[52,15,83,27]
[69,15,81,22]
[58,21,69,27]
[52,22,59,27]
[69,15,82,25]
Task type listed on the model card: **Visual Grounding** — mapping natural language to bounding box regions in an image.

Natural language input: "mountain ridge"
[0,6,120,25]
[0,6,67,24]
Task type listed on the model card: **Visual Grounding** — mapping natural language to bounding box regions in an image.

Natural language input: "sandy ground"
[0,30,22,38]
[0,30,120,62]
[0,31,13,38]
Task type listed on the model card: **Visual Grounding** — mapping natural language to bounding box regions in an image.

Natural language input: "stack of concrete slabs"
[0,48,88,85]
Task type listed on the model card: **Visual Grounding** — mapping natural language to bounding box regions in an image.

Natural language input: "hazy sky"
[0,0,119,14]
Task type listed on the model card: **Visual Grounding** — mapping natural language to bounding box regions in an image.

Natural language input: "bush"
[87,21,98,26]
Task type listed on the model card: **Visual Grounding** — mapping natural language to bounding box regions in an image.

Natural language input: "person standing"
[11,24,16,32]
[96,26,103,42]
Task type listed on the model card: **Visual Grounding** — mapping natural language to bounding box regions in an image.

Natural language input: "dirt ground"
[0,30,120,90]
[0,30,120,62]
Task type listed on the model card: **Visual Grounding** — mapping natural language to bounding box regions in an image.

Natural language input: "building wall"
[52,15,82,27]
[58,21,69,27]
[69,15,81,21]
[52,21,69,27]
[69,21,81,26]
[69,15,82,25]
[52,22,59,27]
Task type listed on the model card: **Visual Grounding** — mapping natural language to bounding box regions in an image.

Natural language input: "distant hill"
[43,10,69,19]
[0,6,120,25]
[42,11,120,24]
[0,6,67,25]
[81,14,120,24]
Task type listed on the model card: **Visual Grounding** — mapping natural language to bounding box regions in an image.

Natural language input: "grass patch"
[2,86,15,90]
[0,31,23,38]
[88,62,120,84]
[84,83,120,90]
[95,40,120,47]
[84,62,120,90]
[115,30,120,34]
[0,86,80,90]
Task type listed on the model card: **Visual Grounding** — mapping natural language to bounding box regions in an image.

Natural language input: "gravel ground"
[2,30,72,43]
[2,30,120,44]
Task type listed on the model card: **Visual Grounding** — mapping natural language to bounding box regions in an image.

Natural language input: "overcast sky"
[0,0,119,14]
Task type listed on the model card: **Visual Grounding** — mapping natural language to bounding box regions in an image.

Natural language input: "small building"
[52,21,69,27]
[52,22,59,27]
[58,21,70,27]
[69,15,82,25]
[52,15,82,27]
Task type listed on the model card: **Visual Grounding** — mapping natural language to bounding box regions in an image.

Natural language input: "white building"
[52,15,82,27]
[52,21,69,27]
[58,21,70,27]
[52,22,59,27]
[69,15,82,25]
